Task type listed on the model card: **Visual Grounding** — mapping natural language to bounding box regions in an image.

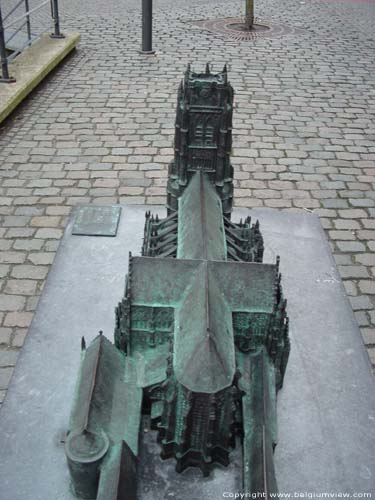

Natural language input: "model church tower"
[167,64,234,218]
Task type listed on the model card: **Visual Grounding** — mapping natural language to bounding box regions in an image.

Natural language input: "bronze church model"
[65,65,290,500]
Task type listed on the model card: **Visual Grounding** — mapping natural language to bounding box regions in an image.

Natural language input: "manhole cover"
[191,17,305,41]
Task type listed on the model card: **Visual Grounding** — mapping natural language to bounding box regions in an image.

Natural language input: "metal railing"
[0,0,63,83]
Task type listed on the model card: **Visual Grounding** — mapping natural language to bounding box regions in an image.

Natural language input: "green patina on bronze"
[65,65,290,500]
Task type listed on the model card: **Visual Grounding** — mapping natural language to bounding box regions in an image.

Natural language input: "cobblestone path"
[0,0,374,404]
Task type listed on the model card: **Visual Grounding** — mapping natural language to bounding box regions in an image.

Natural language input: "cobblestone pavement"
[0,0,375,405]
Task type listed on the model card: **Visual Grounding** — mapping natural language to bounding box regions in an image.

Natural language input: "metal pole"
[245,0,254,30]
[50,0,64,38]
[141,0,155,54]
[0,5,15,82]
[25,0,31,45]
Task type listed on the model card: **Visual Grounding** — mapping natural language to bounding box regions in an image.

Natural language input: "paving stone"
[119,187,144,196]
[34,229,63,239]
[30,216,61,227]
[338,266,370,279]
[315,209,339,218]
[349,199,375,208]
[268,181,294,190]
[44,241,60,252]
[0,350,19,367]
[336,241,366,252]
[27,253,55,266]
[0,241,13,251]
[362,220,375,229]
[11,266,49,280]
[11,329,28,348]
[338,209,368,219]
[362,329,375,346]
[14,207,44,217]
[1,216,31,227]
[293,198,320,209]
[0,198,12,206]
[343,277,358,295]
[0,328,12,345]
[349,296,374,311]
[264,199,292,208]
[357,230,375,241]
[4,280,38,296]
[93,179,119,188]
[355,311,370,327]
[0,295,25,311]
[355,254,375,267]
[333,255,353,267]
[4,312,33,328]
[0,252,26,264]
[0,265,10,278]
[320,181,345,190]
[5,228,35,238]
[358,281,375,295]
[0,368,13,390]
[13,240,44,251]
[319,218,332,229]
[322,199,349,209]
[333,219,361,230]
[329,231,355,241]
[46,206,71,216]
[26,296,40,312]
[369,311,375,325]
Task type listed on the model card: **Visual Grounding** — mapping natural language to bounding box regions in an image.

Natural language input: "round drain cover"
[192,17,306,41]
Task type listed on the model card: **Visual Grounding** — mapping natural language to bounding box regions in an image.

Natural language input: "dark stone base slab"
[0,206,374,499]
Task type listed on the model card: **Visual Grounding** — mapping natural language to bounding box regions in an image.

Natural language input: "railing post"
[50,0,64,39]
[25,0,32,46]
[141,0,155,54]
[0,4,15,83]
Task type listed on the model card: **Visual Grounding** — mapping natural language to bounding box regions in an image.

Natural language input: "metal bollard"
[50,0,64,39]
[141,0,155,54]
